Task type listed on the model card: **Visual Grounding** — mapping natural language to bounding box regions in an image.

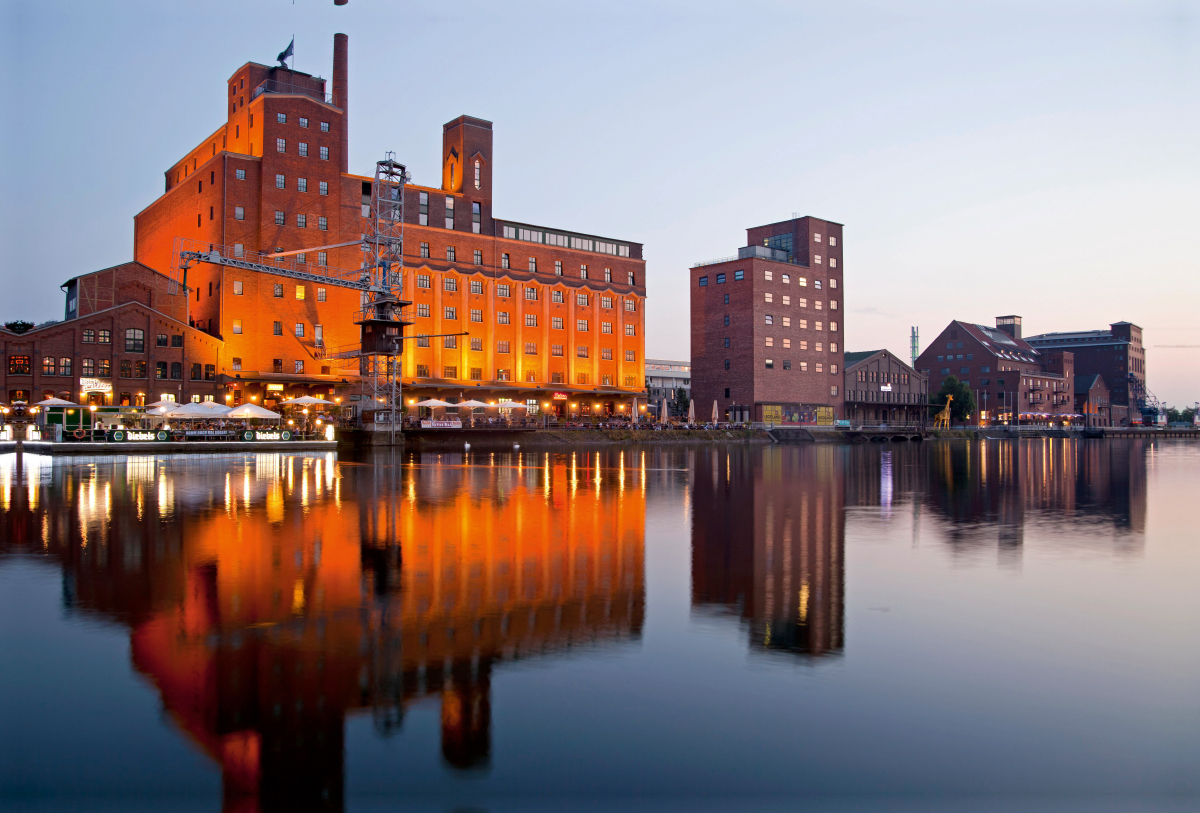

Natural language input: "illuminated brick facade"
[124,35,647,416]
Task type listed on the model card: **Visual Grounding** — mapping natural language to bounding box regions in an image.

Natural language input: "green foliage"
[1166,406,1196,424]
[675,387,691,414]
[933,376,977,423]
[3,320,34,335]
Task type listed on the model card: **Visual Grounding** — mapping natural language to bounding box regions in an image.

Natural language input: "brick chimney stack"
[333,33,348,174]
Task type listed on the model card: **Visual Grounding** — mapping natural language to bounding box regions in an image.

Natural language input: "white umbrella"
[34,397,78,407]
[166,401,233,418]
[279,396,335,405]
[146,399,179,408]
[414,398,454,408]
[712,400,719,422]
[456,399,489,408]
[497,400,527,409]
[687,400,696,424]
[659,397,668,424]
[225,403,281,419]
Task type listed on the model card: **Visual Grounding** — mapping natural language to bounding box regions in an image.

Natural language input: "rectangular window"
[577,319,589,332]
[601,348,613,360]
[235,168,246,180]
[298,142,308,157]
[294,323,305,337]
[119,359,132,378]
[552,317,564,330]
[625,350,636,362]
[580,265,588,279]
[319,181,328,196]
[297,213,307,228]
[501,253,510,269]
[576,293,589,306]
[552,290,564,303]
[765,359,774,369]
[497,312,510,325]
[716,273,725,284]
[276,138,286,153]
[42,356,55,376]
[318,216,327,231]
[444,336,457,349]
[445,246,457,262]
[135,360,147,378]
[444,307,457,320]
[602,322,613,334]
[320,121,330,132]
[525,342,538,355]
[497,369,511,381]
[470,368,482,381]
[82,329,95,343]
[831,321,838,332]
[816,321,823,331]
[231,358,241,371]
[317,251,327,266]
[497,341,511,354]
[576,373,588,385]
[274,210,285,226]
[81,358,95,376]
[625,324,636,336]
[416,335,430,347]
[171,334,182,348]
[155,333,168,347]
[601,296,613,309]
[782,317,791,327]
[525,287,538,301]
[525,314,537,327]
[444,276,458,292]
[232,319,243,334]
[420,243,430,258]
[765,315,774,325]
[97,359,111,377]
[417,303,430,318]
[294,360,304,374]
[470,309,482,322]
[319,146,329,160]
[124,328,145,353]
[417,274,431,289]
[443,366,457,379]
[473,249,483,266]
[577,346,589,358]
[470,338,483,351]
[734,270,744,280]
[552,344,564,356]
[497,284,511,297]
[273,321,282,335]
[234,206,245,221]
[295,285,306,300]
[299,117,308,128]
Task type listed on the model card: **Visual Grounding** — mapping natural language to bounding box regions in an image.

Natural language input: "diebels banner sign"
[107,430,169,442]
[241,430,293,441]
[420,419,462,429]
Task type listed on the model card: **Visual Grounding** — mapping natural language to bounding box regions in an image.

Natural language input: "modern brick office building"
[842,350,928,426]
[690,216,844,424]
[1024,322,1144,423]
[37,34,646,417]
[915,316,1076,423]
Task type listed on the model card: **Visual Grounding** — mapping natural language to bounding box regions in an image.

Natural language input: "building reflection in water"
[0,449,645,812]
[690,445,845,659]
[843,439,1149,560]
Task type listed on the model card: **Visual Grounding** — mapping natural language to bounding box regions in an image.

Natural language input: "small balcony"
[251,79,334,106]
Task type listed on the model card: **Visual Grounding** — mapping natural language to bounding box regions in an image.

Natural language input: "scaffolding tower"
[356,156,412,442]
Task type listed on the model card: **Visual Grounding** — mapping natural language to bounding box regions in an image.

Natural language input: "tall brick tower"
[690,216,845,425]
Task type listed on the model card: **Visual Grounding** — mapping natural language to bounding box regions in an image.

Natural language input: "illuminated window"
[82,329,95,343]
[474,159,481,189]
[232,319,243,334]
[317,287,326,301]
[296,285,305,300]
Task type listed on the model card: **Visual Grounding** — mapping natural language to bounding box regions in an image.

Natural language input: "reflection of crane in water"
[2,451,646,812]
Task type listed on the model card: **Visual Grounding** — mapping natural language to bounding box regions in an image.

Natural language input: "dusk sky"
[2,0,1196,405]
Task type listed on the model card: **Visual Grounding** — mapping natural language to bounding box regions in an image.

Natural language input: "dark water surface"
[0,440,1196,813]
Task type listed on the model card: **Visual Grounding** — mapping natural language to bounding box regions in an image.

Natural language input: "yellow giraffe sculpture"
[933,395,954,429]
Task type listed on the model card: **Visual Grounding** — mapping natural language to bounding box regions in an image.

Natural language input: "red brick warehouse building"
[690,216,845,424]
[127,34,647,417]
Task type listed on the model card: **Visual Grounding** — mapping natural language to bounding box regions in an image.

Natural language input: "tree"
[933,376,977,424]
[3,320,34,335]
[674,387,691,417]
[1166,406,1196,424]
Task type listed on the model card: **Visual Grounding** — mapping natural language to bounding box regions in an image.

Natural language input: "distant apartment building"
[915,316,1075,423]
[842,350,928,426]
[1024,322,1144,423]
[690,216,844,424]
[645,359,690,414]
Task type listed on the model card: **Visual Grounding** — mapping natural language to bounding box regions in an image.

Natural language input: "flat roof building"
[1024,322,1145,417]
[690,217,844,425]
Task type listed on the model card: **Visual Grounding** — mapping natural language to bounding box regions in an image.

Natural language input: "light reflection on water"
[0,439,1195,813]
